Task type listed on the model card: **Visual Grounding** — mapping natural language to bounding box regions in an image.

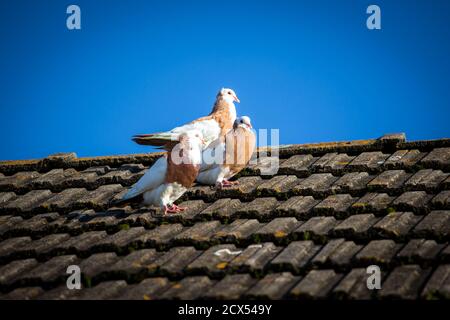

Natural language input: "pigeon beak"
[233,95,240,103]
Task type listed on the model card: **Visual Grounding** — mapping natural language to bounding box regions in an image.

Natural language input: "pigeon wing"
[121,156,167,201]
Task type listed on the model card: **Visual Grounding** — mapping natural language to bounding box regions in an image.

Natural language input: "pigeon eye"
[228,91,232,95]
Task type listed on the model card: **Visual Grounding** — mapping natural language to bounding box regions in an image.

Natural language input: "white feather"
[121,156,167,201]
[170,119,221,148]
[142,182,187,207]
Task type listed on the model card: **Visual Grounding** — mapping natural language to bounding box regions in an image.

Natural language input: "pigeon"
[132,88,240,150]
[197,116,256,188]
[119,130,205,214]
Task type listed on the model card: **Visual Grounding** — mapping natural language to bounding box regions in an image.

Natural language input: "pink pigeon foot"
[164,205,179,214]
[220,179,239,188]
[171,204,186,212]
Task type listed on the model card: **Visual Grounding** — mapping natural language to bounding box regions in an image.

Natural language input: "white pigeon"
[132,88,240,150]
[120,130,205,214]
[197,116,256,188]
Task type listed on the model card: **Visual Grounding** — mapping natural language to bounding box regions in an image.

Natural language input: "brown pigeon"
[120,130,205,214]
[132,88,240,150]
[197,116,256,188]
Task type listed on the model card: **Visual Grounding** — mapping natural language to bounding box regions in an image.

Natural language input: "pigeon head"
[234,116,252,129]
[217,88,240,104]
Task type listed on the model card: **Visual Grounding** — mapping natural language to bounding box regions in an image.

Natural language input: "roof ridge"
[1,133,449,175]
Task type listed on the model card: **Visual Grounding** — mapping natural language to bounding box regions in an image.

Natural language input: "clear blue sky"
[1,0,449,160]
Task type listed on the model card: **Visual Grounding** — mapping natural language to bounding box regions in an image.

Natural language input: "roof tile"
[311,153,355,174]
[372,212,422,240]
[314,194,357,218]
[269,241,320,273]
[116,277,171,300]
[148,246,201,277]
[294,216,338,243]
[333,213,379,239]
[160,276,216,300]
[413,210,450,240]
[351,193,395,214]
[383,150,427,170]
[331,172,373,195]
[213,219,263,244]
[420,147,450,170]
[252,217,300,242]
[392,191,432,213]
[289,270,342,299]
[185,244,241,277]
[312,239,362,269]
[274,196,319,219]
[245,272,300,299]
[229,242,281,273]
[379,265,431,299]
[355,240,402,266]
[367,170,411,192]
[332,268,376,299]
[203,274,257,300]
[431,190,450,209]
[347,152,390,173]
[278,154,318,177]
[293,173,338,197]
[397,239,445,264]
[405,169,449,192]
[421,265,450,299]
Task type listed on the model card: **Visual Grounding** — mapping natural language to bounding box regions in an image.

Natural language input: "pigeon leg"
[171,204,186,212]
[223,179,239,186]
[164,205,179,214]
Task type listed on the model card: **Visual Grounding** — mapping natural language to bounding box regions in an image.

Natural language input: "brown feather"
[165,145,200,188]
[224,127,256,177]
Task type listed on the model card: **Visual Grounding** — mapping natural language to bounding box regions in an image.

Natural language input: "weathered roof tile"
[229,242,281,274]
[312,239,362,269]
[252,217,300,242]
[379,265,431,299]
[160,276,216,300]
[311,153,355,174]
[397,239,445,264]
[331,172,373,195]
[333,213,379,239]
[148,246,201,277]
[383,150,426,170]
[351,193,395,214]
[347,152,390,173]
[372,212,422,240]
[274,196,319,219]
[332,268,376,299]
[278,154,318,177]
[293,173,338,197]
[314,194,357,218]
[355,240,402,266]
[405,169,449,192]
[203,274,257,300]
[421,265,450,299]
[431,190,450,210]
[269,241,320,273]
[420,147,450,170]
[116,277,171,300]
[245,272,300,299]
[289,270,342,299]
[294,216,338,243]
[213,219,263,244]
[367,170,411,192]
[413,210,450,240]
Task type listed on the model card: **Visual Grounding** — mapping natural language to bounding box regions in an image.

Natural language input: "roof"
[0,133,449,300]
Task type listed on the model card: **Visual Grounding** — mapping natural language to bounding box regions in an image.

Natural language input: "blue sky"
[1,0,449,160]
